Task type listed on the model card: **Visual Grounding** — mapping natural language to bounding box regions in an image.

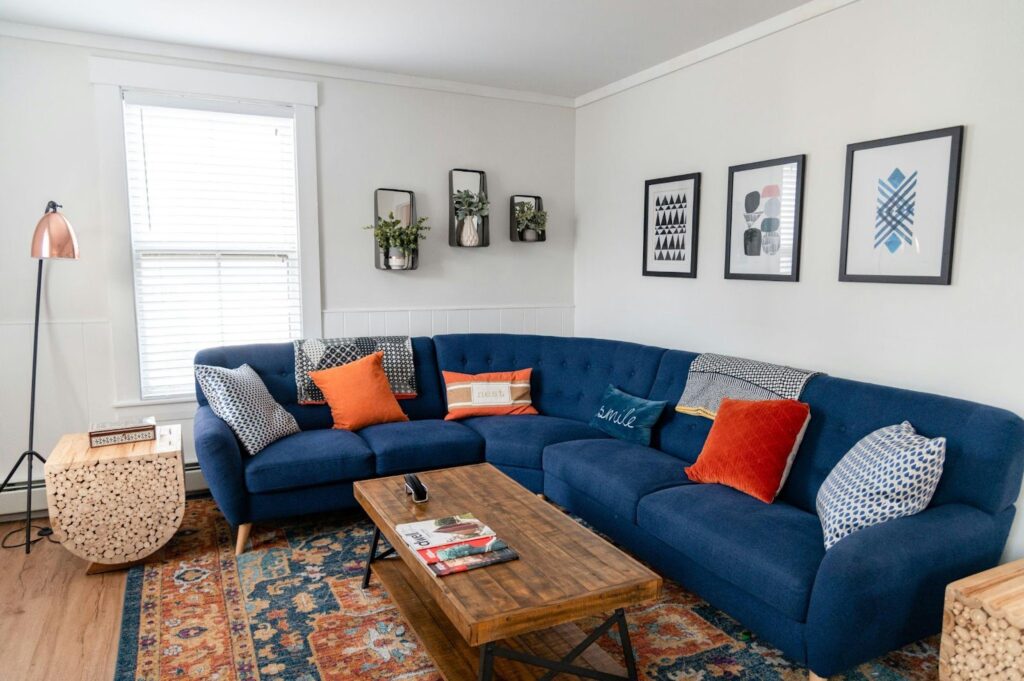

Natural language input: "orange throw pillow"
[442,368,539,420]
[309,352,409,431]
[684,398,811,503]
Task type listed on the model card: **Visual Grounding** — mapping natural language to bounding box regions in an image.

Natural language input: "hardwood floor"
[0,520,124,681]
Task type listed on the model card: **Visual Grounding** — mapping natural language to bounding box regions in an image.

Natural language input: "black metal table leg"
[615,608,638,681]
[361,525,396,589]
[477,609,640,681]
[478,641,495,681]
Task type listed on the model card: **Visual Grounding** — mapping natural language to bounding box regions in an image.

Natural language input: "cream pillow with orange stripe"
[442,369,538,420]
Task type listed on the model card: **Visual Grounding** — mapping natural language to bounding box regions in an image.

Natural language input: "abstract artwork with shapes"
[841,126,963,285]
[643,173,701,278]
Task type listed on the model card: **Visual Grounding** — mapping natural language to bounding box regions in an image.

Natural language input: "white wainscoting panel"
[322,305,574,338]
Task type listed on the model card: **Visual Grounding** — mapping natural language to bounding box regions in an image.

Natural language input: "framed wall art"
[642,172,701,278]
[724,155,805,282]
[839,126,963,284]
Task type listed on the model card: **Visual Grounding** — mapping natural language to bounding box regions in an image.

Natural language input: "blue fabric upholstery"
[646,350,712,463]
[359,419,483,475]
[191,333,1024,678]
[194,406,248,526]
[805,504,1015,676]
[637,484,825,622]
[433,334,665,421]
[544,439,690,523]
[461,414,608,469]
[244,430,374,494]
[782,375,1024,515]
[543,474,808,663]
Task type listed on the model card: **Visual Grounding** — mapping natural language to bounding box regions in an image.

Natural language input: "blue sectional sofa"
[193,333,1024,677]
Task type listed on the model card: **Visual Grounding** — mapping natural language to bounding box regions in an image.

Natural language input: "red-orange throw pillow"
[442,369,539,420]
[684,398,811,503]
[309,352,409,431]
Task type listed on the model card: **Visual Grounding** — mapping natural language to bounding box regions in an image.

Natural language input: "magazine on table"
[416,536,508,565]
[395,513,494,550]
[429,547,520,577]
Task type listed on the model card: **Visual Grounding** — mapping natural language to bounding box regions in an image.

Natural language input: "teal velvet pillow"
[589,385,667,446]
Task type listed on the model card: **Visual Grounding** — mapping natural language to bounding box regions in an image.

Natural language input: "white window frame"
[91,58,322,406]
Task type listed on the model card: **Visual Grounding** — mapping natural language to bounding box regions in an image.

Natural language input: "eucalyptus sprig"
[514,201,548,234]
[364,212,430,255]
[453,190,489,220]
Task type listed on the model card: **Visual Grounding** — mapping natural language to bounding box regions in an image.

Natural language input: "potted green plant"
[514,201,547,242]
[365,212,430,270]
[452,189,489,247]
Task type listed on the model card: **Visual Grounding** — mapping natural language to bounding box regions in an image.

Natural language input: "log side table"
[44,424,184,574]
[940,558,1024,681]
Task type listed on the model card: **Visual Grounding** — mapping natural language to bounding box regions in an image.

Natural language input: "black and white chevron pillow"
[195,363,300,455]
[816,421,945,550]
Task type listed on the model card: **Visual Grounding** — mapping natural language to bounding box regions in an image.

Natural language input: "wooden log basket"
[940,559,1024,681]
[44,425,184,570]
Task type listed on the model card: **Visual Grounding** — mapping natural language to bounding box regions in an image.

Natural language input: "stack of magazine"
[395,513,518,577]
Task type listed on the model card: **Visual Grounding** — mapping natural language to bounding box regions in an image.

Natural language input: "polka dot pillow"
[816,421,946,550]
[195,363,300,455]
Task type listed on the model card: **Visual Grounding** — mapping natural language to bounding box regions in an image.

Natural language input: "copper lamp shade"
[30,201,79,259]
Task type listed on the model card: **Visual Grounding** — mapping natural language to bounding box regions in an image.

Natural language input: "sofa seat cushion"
[544,439,691,523]
[244,429,374,494]
[360,419,484,475]
[461,415,609,469]
[637,484,825,621]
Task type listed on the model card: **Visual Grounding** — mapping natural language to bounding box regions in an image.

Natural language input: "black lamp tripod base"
[0,449,54,553]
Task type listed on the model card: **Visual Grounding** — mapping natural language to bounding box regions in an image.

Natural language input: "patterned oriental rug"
[115,497,938,681]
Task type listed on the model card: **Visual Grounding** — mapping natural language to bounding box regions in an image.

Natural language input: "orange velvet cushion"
[684,398,811,503]
[309,352,409,431]
[442,369,539,420]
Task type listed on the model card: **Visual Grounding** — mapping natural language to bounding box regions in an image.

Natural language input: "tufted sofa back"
[433,334,665,422]
[780,375,1024,515]
[646,350,714,463]
[194,337,446,428]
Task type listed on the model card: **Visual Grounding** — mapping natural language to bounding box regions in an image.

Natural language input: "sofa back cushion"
[432,334,664,422]
[194,336,445,427]
[647,350,713,463]
[780,375,1024,515]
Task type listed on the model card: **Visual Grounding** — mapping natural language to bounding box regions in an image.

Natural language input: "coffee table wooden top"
[354,463,662,646]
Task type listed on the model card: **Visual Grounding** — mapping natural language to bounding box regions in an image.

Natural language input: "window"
[123,94,304,399]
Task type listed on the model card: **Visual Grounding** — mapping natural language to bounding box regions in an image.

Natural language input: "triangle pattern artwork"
[651,188,689,265]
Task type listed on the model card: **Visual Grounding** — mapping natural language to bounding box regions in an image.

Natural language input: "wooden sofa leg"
[808,672,829,681]
[235,523,252,556]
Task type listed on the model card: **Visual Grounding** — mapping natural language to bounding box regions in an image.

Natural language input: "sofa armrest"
[193,406,249,526]
[805,503,1014,676]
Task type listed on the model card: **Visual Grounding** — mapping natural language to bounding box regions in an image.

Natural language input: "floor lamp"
[0,201,79,553]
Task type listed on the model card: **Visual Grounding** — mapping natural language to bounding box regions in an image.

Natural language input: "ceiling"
[0,0,810,98]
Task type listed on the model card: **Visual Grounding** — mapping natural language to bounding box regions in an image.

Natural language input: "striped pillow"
[442,369,538,420]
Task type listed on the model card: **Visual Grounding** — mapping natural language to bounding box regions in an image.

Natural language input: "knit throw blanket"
[294,336,416,404]
[676,353,820,419]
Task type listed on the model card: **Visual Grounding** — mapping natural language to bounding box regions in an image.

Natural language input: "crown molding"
[574,0,860,108]
[0,20,575,109]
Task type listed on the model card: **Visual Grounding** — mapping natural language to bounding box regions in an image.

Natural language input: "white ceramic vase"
[459,216,481,247]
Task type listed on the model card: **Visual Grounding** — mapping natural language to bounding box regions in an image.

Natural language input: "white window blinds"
[123,94,303,399]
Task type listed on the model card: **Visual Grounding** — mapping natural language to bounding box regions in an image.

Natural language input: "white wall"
[573,0,1024,559]
[0,33,575,512]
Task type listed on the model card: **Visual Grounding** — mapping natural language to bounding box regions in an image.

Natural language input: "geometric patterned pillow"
[195,363,300,456]
[816,421,945,550]
[293,336,417,404]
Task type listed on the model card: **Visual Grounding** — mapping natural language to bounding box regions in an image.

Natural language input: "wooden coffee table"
[354,463,662,681]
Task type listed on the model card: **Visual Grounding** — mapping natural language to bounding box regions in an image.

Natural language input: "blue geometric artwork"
[875,167,917,253]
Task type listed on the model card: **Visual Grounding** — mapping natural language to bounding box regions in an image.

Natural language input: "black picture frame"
[724,155,805,282]
[838,126,963,285]
[449,168,489,247]
[373,188,417,271]
[641,172,701,278]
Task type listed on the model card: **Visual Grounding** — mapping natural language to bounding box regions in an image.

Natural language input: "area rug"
[115,497,938,680]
